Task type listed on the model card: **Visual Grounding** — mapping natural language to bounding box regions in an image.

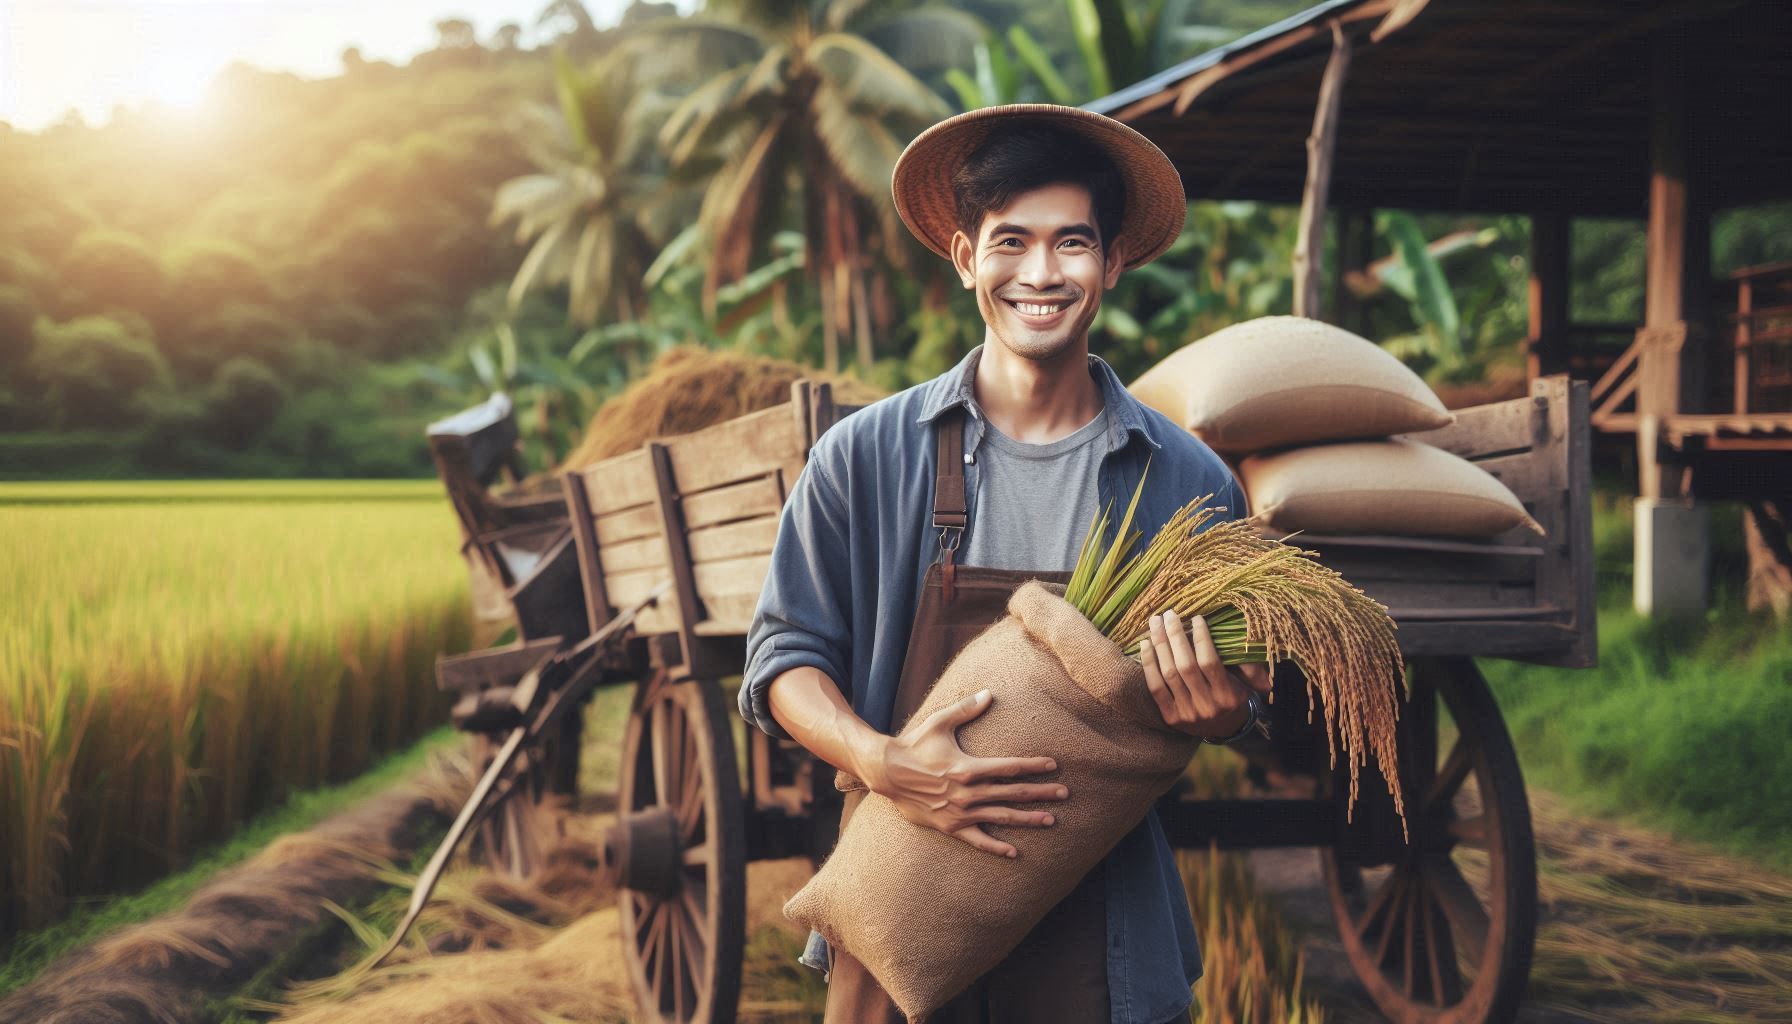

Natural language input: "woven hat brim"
[891,104,1187,273]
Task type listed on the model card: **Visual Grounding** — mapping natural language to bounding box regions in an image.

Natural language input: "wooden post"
[1527,211,1569,381]
[1633,26,1712,619]
[1293,20,1351,320]
[1637,26,1714,501]
[1734,273,1753,415]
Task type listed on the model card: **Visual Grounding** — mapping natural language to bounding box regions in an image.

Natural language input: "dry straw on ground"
[0,756,468,1024]
[560,346,886,470]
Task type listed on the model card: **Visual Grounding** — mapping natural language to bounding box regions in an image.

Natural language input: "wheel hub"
[604,806,683,897]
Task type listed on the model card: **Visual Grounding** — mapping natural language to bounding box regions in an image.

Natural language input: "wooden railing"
[1728,261,1792,415]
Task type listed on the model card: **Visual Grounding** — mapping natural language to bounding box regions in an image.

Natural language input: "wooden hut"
[1086,0,1792,617]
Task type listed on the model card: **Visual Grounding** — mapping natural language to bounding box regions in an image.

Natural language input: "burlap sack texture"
[1128,315,1455,454]
[1241,436,1546,538]
[783,580,1201,1023]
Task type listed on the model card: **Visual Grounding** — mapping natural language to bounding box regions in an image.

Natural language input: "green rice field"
[0,481,473,937]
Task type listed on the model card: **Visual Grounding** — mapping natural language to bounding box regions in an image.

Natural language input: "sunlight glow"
[1,0,636,133]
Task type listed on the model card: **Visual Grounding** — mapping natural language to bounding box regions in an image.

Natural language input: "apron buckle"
[937,525,963,604]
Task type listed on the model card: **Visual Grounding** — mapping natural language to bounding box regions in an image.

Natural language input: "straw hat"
[891,103,1187,273]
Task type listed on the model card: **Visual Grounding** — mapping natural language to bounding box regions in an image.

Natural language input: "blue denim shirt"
[739,344,1249,1024]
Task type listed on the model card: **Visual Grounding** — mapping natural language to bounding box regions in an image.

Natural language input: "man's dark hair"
[951,123,1126,259]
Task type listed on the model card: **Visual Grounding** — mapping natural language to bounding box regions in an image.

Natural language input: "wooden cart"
[420,373,1595,1024]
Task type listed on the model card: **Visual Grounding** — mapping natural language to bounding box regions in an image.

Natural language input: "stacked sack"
[1129,315,1543,538]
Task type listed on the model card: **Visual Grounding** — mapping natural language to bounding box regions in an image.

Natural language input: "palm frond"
[618,17,770,87]
[659,63,758,167]
[643,223,705,291]
[507,218,577,315]
[855,7,986,77]
[697,115,788,311]
[490,173,590,243]
[808,32,952,124]
[809,82,907,204]
[569,213,613,325]
[1007,25,1074,105]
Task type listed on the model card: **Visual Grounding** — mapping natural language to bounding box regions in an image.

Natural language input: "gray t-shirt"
[960,405,1109,572]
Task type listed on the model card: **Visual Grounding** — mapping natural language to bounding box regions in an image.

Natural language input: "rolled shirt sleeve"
[739,438,855,740]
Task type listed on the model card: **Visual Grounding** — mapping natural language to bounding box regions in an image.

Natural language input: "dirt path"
[1246,786,1792,1023]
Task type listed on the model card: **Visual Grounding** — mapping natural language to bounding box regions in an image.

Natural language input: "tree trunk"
[852,259,874,370]
[1744,498,1792,619]
[819,266,840,373]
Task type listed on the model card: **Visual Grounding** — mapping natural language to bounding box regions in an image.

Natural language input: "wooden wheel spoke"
[1424,857,1490,967]
[681,840,713,869]
[1372,876,1407,970]
[640,899,667,966]
[678,752,704,841]
[681,885,711,957]
[1402,873,1419,997]
[671,898,686,1020]
[651,699,673,806]
[667,699,688,809]
[1446,812,1490,849]
[1354,870,1399,942]
[677,891,707,1016]
[1420,883,1465,1003]
[1424,734,1473,811]
[630,893,652,940]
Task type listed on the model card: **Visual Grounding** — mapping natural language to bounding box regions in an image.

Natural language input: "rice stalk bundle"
[1064,467,1409,839]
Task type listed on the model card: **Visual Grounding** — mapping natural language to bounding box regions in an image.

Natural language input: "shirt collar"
[916,343,1164,453]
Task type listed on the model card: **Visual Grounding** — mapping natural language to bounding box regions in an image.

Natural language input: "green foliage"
[183,301,303,371]
[56,229,166,321]
[1480,489,1792,873]
[166,238,276,313]
[206,357,290,444]
[0,285,37,371]
[28,315,172,428]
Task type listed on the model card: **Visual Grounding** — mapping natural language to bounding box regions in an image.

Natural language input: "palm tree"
[491,45,700,327]
[637,1,980,371]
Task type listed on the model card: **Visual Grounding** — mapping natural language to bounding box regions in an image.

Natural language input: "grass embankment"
[0,480,473,938]
[0,727,461,998]
[1478,486,1792,871]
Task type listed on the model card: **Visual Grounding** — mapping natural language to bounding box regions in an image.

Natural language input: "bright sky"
[0,0,687,133]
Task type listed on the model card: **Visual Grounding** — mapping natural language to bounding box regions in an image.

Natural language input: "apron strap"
[932,406,967,603]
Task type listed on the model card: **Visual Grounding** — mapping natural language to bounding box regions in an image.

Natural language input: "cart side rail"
[1262,375,1596,667]
[560,380,862,677]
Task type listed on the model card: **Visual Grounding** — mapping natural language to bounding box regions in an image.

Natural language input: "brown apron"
[823,407,1110,1024]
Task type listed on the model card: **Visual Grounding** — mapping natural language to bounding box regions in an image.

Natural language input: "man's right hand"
[859,689,1068,859]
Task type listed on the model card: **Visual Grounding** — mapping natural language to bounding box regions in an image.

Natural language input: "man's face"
[950,181,1126,364]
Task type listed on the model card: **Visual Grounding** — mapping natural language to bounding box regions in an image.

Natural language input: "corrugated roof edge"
[1081,0,1370,116]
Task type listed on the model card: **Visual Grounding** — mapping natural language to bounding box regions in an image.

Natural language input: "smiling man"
[740,104,1271,1024]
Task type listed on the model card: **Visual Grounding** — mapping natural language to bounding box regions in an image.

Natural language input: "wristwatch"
[1203,689,1267,746]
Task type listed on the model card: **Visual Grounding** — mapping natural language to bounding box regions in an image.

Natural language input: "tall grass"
[1478,486,1792,871]
[0,481,472,937]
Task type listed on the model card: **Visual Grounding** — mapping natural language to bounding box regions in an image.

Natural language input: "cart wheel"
[616,672,745,1024]
[1318,656,1537,1024]
[471,733,549,878]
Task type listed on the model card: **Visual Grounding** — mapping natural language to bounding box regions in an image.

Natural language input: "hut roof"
[1085,0,1792,216]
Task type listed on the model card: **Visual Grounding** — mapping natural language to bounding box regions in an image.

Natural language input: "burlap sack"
[782,581,1199,1023]
[1240,436,1546,538]
[1128,315,1455,453]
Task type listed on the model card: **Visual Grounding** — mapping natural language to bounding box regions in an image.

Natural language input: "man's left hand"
[1140,609,1273,740]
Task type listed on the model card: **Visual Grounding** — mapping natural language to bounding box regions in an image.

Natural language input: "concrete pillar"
[1634,497,1710,618]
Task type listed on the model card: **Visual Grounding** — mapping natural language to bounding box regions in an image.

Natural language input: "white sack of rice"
[1239,436,1545,538]
[1128,315,1454,453]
